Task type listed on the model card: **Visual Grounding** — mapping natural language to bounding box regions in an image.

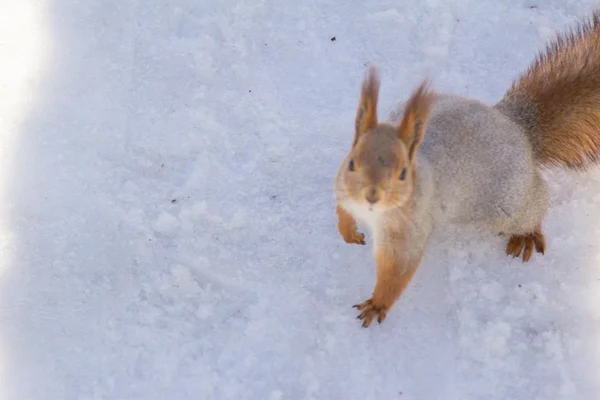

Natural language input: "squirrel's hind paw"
[506,228,546,262]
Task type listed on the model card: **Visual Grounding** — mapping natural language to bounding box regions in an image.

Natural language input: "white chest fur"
[341,200,383,250]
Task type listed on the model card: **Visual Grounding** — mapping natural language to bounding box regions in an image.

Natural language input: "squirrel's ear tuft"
[397,78,436,162]
[353,65,380,147]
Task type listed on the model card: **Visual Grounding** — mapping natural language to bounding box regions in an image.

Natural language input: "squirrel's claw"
[506,229,546,262]
[343,231,366,245]
[353,298,388,328]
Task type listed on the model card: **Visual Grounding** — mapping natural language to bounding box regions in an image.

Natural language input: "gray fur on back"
[393,94,542,231]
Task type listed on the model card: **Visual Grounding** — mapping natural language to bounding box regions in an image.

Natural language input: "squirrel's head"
[335,66,436,214]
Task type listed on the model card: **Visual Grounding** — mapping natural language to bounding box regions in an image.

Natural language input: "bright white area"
[0,1,599,399]
[0,2,47,395]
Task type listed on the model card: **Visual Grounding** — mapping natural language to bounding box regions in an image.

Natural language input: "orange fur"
[397,78,436,162]
[501,10,600,170]
[353,66,380,147]
[354,247,422,328]
[336,205,365,245]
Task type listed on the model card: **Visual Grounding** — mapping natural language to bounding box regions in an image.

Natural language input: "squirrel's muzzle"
[363,186,381,205]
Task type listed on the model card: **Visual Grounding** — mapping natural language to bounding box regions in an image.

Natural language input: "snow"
[1,0,600,399]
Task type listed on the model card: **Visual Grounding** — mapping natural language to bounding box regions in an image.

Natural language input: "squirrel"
[335,11,600,328]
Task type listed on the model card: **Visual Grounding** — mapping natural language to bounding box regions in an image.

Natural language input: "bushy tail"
[495,11,600,171]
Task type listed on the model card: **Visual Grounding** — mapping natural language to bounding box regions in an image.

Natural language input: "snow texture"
[1,0,600,399]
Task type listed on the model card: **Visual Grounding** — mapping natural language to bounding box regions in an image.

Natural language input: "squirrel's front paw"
[342,230,366,245]
[336,206,366,245]
[353,298,388,328]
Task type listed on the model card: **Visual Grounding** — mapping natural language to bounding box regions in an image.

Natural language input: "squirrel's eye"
[399,168,407,181]
[348,160,355,171]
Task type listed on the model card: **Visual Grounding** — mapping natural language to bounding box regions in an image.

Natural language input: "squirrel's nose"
[364,187,380,204]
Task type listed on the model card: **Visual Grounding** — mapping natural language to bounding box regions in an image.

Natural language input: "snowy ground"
[1,0,600,399]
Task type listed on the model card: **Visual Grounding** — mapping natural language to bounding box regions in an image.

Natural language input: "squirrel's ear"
[352,65,380,147]
[397,78,436,162]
